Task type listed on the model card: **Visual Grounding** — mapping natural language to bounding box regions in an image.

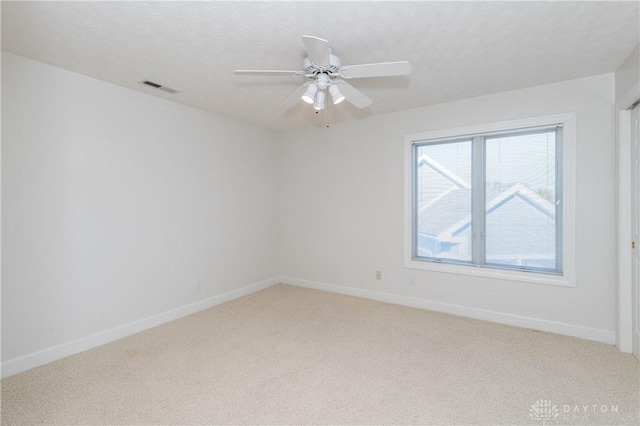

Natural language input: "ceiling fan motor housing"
[303,54,342,77]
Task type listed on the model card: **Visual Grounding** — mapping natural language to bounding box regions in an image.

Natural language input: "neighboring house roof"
[419,187,472,237]
[417,153,555,236]
[416,155,469,206]
[416,154,470,190]
[416,154,556,265]
[418,183,557,262]
[432,183,555,240]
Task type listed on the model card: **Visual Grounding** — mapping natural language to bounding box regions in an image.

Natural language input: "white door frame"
[617,82,639,354]
[617,107,632,353]
[632,105,640,359]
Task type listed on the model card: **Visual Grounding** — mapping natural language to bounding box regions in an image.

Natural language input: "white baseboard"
[280,276,616,345]
[3,276,617,378]
[1,277,279,378]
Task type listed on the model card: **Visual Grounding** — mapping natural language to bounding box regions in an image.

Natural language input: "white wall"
[279,73,617,342]
[1,53,279,367]
[1,51,621,377]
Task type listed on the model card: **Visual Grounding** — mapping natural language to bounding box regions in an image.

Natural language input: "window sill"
[404,258,575,287]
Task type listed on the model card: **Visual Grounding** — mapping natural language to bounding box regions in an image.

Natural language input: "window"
[404,114,575,286]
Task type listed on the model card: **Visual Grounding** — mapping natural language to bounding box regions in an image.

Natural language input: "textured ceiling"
[2,1,639,133]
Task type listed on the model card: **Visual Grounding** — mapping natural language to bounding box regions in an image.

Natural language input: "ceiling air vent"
[139,80,180,94]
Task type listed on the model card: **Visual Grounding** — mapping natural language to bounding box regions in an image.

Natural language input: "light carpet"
[1,284,639,425]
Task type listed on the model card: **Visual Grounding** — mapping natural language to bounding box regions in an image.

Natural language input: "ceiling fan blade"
[302,35,330,66]
[337,81,372,109]
[234,70,301,76]
[340,61,412,79]
[280,83,309,110]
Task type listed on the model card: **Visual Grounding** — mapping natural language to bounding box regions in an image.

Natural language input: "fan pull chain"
[326,93,330,128]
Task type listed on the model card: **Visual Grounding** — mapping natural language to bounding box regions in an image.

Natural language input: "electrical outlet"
[376,270,382,280]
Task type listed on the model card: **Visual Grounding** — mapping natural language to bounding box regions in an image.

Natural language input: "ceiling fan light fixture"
[316,73,329,90]
[314,90,326,110]
[329,84,345,104]
[301,83,318,104]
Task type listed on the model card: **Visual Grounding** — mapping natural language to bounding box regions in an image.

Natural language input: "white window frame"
[403,113,576,287]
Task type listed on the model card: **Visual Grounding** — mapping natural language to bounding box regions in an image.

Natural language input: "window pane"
[485,130,557,270]
[415,140,472,262]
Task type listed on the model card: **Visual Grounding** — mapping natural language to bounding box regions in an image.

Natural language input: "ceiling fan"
[234,35,412,111]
